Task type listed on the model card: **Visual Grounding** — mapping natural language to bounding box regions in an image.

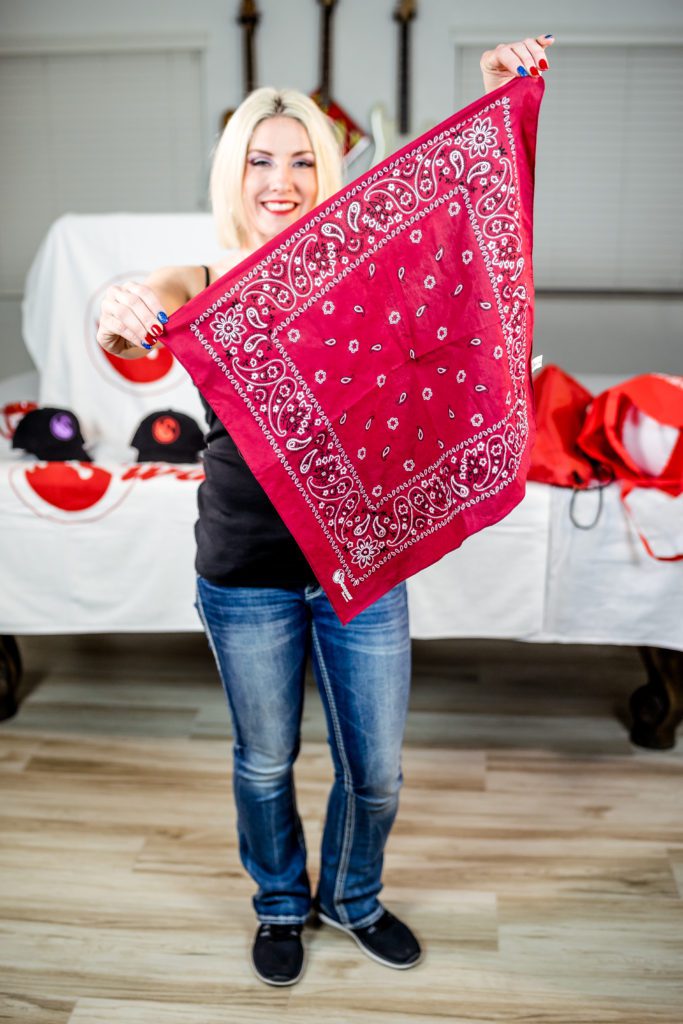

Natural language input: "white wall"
[2,0,682,381]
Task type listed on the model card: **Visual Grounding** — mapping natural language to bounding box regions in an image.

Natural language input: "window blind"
[0,46,205,297]
[456,43,683,292]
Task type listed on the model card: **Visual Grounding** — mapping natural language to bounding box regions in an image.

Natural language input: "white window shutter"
[0,44,206,297]
[456,43,683,292]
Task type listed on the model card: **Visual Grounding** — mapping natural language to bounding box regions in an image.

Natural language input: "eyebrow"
[248,149,315,157]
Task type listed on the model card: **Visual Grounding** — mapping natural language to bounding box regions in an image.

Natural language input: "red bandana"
[163,78,545,623]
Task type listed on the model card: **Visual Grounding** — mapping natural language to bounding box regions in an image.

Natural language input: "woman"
[97,34,553,986]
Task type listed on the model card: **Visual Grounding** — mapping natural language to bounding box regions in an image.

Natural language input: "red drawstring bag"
[577,374,683,561]
[528,365,596,487]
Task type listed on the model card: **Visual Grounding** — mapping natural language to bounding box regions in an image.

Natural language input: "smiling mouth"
[261,200,298,214]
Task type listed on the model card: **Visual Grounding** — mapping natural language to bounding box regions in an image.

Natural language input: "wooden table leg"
[0,634,22,721]
[630,647,683,750]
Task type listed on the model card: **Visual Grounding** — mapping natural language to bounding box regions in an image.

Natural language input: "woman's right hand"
[97,280,168,357]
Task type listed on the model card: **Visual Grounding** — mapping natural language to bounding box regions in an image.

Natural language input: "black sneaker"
[251,921,305,986]
[316,907,422,969]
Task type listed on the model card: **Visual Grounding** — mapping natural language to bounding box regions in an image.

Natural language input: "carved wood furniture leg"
[631,647,683,750]
[0,635,22,721]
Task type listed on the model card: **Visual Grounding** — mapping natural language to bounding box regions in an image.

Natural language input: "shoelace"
[260,923,302,941]
[361,911,392,936]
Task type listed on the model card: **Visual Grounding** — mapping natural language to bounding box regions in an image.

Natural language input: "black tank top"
[194,265,317,588]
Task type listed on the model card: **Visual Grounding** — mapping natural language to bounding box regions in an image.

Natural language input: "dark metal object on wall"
[238,0,261,97]
[312,0,369,163]
[220,0,261,130]
[317,0,338,108]
[393,0,417,136]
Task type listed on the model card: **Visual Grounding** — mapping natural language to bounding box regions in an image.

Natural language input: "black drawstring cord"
[568,463,615,531]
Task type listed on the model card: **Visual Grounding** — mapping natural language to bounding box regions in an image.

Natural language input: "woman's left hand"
[480,34,554,93]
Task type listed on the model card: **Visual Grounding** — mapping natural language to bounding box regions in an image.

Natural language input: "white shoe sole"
[317,910,422,970]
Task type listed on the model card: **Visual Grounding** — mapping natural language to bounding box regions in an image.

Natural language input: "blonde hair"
[210,87,344,250]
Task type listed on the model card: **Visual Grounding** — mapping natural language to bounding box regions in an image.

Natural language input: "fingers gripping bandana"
[163,78,545,623]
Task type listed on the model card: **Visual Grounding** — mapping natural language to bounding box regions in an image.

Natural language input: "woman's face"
[242,115,318,250]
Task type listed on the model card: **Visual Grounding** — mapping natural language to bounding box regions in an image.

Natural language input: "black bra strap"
[202,264,210,288]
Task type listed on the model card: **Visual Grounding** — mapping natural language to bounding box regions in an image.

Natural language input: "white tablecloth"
[22,212,229,447]
[2,441,681,648]
[2,215,681,647]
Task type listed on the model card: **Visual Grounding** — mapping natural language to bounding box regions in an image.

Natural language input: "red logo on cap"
[152,416,180,445]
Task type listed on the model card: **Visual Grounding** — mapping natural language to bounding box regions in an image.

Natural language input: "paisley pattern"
[164,78,544,623]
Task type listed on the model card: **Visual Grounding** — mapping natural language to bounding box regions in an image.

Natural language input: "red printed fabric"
[163,78,545,623]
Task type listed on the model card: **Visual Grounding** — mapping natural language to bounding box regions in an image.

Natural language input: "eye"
[249,158,270,167]
[294,160,315,168]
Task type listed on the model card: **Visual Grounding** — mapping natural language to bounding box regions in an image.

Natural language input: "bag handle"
[620,482,683,563]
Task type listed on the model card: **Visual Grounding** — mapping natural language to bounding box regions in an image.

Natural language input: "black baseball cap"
[11,407,92,461]
[130,409,206,464]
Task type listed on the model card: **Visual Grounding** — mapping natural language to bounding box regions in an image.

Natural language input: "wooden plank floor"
[1,633,682,1023]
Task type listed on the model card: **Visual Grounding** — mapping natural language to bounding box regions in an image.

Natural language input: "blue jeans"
[194,577,411,929]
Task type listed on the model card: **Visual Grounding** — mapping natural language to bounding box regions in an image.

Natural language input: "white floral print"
[314,370,326,384]
[322,300,335,315]
[462,250,473,265]
[461,116,497,158]
[351,536,380,568]
[387,417,399,430]
[211,309,246,348]
[388,311,401,325]
[471,413,483,427]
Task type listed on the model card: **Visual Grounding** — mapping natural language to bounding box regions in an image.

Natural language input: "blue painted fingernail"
[544,34,554,39]
[157,311,169,325]
[141,341,152,350]
[517,66,529,77]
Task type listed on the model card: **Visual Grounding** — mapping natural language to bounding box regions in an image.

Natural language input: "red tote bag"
[577,374,683,561]
[528,365,596,487]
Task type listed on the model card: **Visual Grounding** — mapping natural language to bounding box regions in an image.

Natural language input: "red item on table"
[163,77,545,622]
[578,374,683,498]
[528,365,596,487]
[578,374,683,561]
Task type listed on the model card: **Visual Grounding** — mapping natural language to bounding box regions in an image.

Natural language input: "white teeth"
[263,201,297,212]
